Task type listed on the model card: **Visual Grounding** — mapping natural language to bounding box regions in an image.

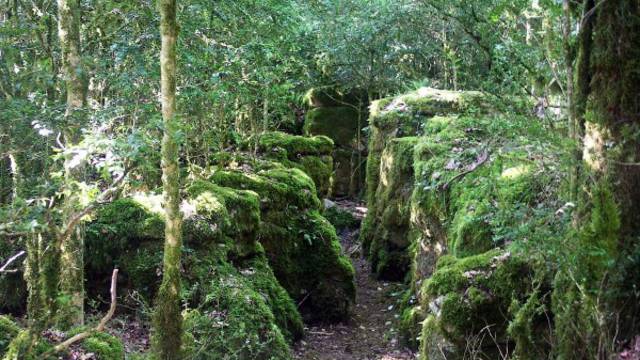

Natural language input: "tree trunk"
[151,0,183,358]
[563,0,577,201]
[582,0,640,237]
[57,0,86,328]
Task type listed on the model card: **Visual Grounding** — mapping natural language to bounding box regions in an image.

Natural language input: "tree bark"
[151,0,183,358]
[57,0,86,328]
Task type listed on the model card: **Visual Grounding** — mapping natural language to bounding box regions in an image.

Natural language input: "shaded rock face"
[303,88,368,198]
[359,88,562,358]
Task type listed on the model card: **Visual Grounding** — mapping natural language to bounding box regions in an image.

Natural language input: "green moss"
[85,199,164,274]
[182,256,292,360]
[211,168,355,322]
[65,328,125,360]
[0,315,20,357]
[419,250,535,357]
[237,255,304,342]
[323,206,359,231]
[83,187,304,358]
[186,180,262,257]
[256,131,333,158]
[293,155,333,197]
[304,107,362,147]
[258,210,356,322]
[366,137,417,280]
[211,168,321,211]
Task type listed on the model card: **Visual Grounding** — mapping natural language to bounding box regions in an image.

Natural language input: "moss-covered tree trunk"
[582,0,640,235]
[57,0,86,328]
[555,1,640,358]
[151,0,183,358]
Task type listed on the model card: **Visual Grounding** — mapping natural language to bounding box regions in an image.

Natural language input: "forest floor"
[293,200,417,360]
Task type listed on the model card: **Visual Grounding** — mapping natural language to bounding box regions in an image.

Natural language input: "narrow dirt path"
[294,201,417,360]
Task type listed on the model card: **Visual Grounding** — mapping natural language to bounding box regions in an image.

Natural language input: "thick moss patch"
[0,315,20,357]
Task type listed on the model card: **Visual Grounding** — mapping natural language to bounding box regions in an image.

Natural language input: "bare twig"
[0,251,26,273]
[45,269,119,356]
[441,150,489,190]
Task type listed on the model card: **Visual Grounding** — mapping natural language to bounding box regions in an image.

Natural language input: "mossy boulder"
[85,183,303,357]
[254,131,334,197]
[418,250,540,359]
[211,169,356,322]
[182,249,294,359]
[359,88,564,356]
[304,107,363,148]
[361,88,483,257]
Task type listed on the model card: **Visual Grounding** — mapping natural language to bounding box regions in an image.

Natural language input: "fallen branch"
[441,150,489,190]
[0,251,26,273]
[45,269,119,356]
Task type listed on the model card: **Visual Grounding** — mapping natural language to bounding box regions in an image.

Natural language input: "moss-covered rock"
[182,249,293,360]
[254,131,334,197]
[256,131,334,158]
[303,107,367,197]
[85,182,304,357]
[304,107,362,148]
[361,88,483,257]
[211,169,356,322]
[358,88,566,357]
[418,250,535,359]
[210,168,321,212]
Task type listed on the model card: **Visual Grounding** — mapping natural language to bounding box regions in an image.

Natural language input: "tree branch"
[0,251,26,273]
[58,167,131,244]
[45,269,119,356]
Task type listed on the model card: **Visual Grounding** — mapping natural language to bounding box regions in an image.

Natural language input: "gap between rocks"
[294,200,417,360]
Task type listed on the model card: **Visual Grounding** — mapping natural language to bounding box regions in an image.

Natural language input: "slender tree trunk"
[152,0,183,358]
[563,0,578,201]
[57,0,86,328]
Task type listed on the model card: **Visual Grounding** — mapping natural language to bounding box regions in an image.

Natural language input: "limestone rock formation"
[304,87,368,197]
